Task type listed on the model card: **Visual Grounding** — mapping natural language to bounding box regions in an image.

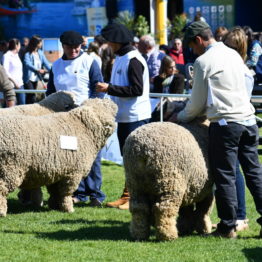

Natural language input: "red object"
[169,48,185,65]
[0,5,37,15]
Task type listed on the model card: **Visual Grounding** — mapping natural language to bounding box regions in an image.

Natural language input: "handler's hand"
[96,82,109,93]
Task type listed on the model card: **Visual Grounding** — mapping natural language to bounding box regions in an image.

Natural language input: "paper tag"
[60,136,78,150]
[218,119,228,126]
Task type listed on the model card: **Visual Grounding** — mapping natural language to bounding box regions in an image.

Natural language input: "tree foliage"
[114,11,149,38]
[168,13,187,41]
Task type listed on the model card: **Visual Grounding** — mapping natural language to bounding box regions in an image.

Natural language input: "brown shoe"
[209,229,237,239]
[106,197,129,208]
[118,201,129,210]
[106,186,130,208]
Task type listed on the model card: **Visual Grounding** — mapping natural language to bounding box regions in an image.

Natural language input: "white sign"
[60,135,78,151]
[87,7,108,36]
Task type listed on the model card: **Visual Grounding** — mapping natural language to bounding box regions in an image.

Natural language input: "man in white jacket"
[173,21,262,238]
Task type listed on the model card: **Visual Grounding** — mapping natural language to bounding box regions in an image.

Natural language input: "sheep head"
[75,98,117,146]
[40,91,77,112]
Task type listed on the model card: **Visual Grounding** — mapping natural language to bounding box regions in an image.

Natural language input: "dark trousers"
[24,80,37,104]
[73,150,105,202]
[236,161,246,220]
[117,119,150,155]
[209,122,262,233]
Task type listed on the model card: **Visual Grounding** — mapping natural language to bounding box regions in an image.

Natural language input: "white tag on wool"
[60,135,78,150]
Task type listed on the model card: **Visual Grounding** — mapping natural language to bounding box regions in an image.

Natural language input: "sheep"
[0,98,117,217]
[0,91,77,206]
[0,91,76,116]
[123,118,214,241]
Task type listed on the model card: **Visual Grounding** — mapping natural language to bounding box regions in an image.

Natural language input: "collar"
[116,44,135,56]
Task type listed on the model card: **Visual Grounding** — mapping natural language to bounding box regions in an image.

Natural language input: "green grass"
[0,160,262,262]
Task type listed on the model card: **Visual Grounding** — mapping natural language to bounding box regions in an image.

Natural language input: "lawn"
[0,160,261,262]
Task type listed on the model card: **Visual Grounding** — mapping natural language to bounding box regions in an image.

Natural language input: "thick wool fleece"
[0,98,117,216]
[123,119,214,241]
[0,91,76,116]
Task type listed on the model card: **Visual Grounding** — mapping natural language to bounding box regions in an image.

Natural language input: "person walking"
[96,23,151,210]
[172,21,262,238]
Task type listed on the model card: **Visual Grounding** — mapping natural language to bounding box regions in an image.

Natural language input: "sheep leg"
[30,188,44,207]
[129,194,151,241]
[0,180,8,217]
[194,193,214,234]
[0,171,24,217]
[153,194,183,241]
[47,183,60,210]
[177,205,195,235]
[47,178,80,213]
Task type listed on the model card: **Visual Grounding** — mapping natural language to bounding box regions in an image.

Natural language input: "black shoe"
[87,199,102,208]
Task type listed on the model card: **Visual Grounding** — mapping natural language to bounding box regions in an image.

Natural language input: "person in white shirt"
[172,21,262,238]
[2,38,25,105]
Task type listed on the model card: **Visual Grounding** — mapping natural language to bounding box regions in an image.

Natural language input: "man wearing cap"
[171,21,262,238]
[47,30,105,207]
[96,23,151,210]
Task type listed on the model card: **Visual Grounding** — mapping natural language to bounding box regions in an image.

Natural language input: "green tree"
[168,13,187,41]
[114,11,150,38]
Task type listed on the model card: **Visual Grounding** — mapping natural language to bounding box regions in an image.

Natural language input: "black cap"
[101,23,133,44]
[60,30,83,46]
[183,21,211,47]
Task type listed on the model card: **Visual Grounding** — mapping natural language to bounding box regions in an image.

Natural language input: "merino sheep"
[123,119,214,241]
[0,91,76,116]
[0,91,76,206]
[0,98,117,217]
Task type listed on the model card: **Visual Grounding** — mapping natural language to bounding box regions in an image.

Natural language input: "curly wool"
[0,98,117,216]
[0,91,76,116]
[123,119,213,241]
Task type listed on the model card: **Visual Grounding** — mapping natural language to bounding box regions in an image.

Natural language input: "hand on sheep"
[96,82,109,93]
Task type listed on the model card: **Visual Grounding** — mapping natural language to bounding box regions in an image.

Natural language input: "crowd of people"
[0,19,262,238]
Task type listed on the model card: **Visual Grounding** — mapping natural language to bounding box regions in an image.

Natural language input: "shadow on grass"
[7,199,49,215]
[49,218,125,226]
[242,247,262,262]
[36,222,132,241]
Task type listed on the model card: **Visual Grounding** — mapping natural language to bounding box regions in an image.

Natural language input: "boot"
[118,201,129,210]
[106,186,130,208]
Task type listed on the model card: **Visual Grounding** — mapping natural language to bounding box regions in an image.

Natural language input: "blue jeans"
[16,86,26,105]
[236,161,246,220]
[209,122,262,233]
[73,150,105,202]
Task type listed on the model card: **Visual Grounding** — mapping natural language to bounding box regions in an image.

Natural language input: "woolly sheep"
[0,91,76,116]
[123,119,214,241]
[0,91,77,206]
[0,98,117,216]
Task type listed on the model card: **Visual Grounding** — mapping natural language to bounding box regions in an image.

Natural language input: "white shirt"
[2,50,23,87]
[52,52,93,105]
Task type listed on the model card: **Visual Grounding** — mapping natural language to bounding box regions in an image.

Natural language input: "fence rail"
[12,90,262,123]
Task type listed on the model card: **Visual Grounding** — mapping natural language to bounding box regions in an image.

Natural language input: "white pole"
[149,0,155,35]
